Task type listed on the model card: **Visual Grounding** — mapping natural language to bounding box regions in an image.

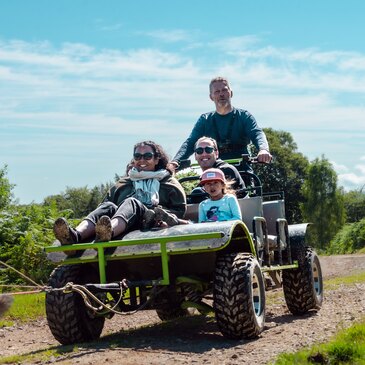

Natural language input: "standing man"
[170,76,271,172]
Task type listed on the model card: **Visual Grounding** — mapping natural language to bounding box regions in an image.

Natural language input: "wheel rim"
[312,258,322,297]
[252,270,263,316]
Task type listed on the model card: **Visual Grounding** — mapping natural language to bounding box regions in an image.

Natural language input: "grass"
[0,292,45,327]
[0,346,78,365]
[1,270,364,326]
[272,318,365,364]
[270,269,365,365]
[324,270,365,290]
[1,268,365,364]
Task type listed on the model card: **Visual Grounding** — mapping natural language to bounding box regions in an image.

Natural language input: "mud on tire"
[46,265,105,345]
[213,253,265,339]
[282,247,323,315]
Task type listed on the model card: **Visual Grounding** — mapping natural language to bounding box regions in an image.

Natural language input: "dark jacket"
[213,159,245,190]
[104,174,187,218]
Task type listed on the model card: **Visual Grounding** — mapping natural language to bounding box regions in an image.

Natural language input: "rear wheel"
[282,247,323,314]
[46,265,105,345]
[214,253,265,339]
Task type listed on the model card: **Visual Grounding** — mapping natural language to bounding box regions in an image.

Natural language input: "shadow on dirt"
[52,311,319,359]
[9,310,322,363]
[44,315,255,360]
[266,310,320,327]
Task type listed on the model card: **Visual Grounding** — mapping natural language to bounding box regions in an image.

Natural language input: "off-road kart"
[44,155,323,345]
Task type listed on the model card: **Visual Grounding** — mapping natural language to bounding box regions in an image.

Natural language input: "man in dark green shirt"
[170,77,271,172]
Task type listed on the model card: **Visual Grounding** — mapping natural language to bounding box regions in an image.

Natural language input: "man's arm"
[171,115,207,166]
[244,112,272,163]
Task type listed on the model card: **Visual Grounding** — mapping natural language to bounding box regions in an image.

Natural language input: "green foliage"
[0,165,14,210]
[273,319,365,365]
[327,218,365,254]
[300,156,346,249]
[324,271,365,291]
[176,169,199,195]
[0,293,45,326]
[343,188,365,223]
[43,182,113,219]
[252,128,309,224]
[0,204,58,286]
[0,169,114,287]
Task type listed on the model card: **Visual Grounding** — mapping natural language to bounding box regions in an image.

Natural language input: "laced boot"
[95,216,113,242]
[154,206,180,227]
[53,217,79,255]
[141,209,156,231]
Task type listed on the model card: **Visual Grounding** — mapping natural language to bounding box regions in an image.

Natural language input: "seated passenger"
[190,136,245,203]
[198,168,242,223]
[53,140,187,255]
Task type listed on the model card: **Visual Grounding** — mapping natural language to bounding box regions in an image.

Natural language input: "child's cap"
[199,168,226,186]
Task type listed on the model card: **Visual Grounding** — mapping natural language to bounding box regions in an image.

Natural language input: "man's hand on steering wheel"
[257,149,272,163]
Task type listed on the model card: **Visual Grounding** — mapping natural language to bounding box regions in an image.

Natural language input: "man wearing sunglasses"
[194,137,244,190]
[170,76,271,172]
[189,137,245,203]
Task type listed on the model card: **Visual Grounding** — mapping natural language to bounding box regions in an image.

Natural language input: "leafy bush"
[43,182,113,219]
[327,217,365,254]
[176,169,200,195]
[0,165,14,210]
[343,189,365,223]
[0,204,60,287]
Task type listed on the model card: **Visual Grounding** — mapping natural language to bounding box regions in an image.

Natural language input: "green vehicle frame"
[45,156,323,345]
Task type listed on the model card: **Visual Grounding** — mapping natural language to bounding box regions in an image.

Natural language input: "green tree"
[300,156,346,250]
[0,165,14,209]
[328,218,365,253]
[0,203,57,286]
[343,188,365,223]
[251,128,309,224]
[43,182,113,218]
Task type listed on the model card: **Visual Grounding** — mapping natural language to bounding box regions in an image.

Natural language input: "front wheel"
[214,253,265,339]
[282,247,323,315]
[46,265,105,345]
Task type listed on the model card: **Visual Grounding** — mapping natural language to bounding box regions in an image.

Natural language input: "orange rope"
[7,290,44,295]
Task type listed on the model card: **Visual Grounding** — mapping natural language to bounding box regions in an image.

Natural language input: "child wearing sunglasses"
[53,140,187,254]
[198,168,242,223]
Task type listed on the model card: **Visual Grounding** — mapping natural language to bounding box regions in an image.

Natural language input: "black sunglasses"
[133,152,155,161]
[194,146,215,155]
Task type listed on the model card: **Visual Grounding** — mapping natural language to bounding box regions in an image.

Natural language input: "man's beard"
[217,99,230,108]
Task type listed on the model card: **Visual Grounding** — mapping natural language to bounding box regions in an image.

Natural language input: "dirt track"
[1,254,365,364]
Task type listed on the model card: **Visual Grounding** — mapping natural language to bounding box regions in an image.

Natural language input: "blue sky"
[1,0,364,204]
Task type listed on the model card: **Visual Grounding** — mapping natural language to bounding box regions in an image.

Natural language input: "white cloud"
[338,173,365,189]
[337,158,365,191]
[331,161,349,173]
[355,164,365,174]
[143,29,193,43]
[1,35,365,201]
[209,35,261,52]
